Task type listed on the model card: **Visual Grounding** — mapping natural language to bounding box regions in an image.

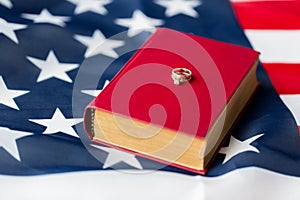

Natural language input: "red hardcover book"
[84,28,259,174]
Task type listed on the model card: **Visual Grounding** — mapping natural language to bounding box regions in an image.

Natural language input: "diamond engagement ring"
[171,68,192,85]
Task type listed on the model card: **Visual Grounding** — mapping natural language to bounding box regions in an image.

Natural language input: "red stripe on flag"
[232,1,300,135]
[262,63,300,94]
[232,1,300,29]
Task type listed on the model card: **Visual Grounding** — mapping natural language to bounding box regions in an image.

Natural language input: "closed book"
[84,28,259,174]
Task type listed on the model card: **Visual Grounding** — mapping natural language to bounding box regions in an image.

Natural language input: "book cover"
[84,28,259,174]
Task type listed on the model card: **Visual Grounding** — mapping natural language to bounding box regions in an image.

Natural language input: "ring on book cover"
[171,68,192,85]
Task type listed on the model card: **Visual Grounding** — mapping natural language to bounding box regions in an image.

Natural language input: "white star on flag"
[0,127,33,161]
[220,134,264,164]
[0,18,26,43]
[0,0,12,8]
[29,108,83,138]
[67,0,112,15]
[115,10,164,37]
[155,0,202,17]
[91,144,143,169]
[74,30,125,58]
[26,50,79,83]
[0,76,29,110]
[81,80,110,97]
[21,9,70,27]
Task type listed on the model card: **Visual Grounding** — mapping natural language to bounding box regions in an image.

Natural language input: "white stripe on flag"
[0,168,300,200]
[244,30,300,63]
[280,94,300,126]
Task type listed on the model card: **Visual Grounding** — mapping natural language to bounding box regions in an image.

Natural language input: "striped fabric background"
[231,0,300,133]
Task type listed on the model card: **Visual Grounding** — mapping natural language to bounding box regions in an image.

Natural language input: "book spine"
[84,107,95,139]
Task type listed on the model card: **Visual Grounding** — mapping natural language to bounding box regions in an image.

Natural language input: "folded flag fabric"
[0,0,300,199]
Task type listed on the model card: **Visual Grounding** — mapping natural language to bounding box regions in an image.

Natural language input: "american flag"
[0,0,300,199]
[232,0,300,133]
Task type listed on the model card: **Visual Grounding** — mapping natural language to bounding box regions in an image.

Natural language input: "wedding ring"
[171,68,192,85]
